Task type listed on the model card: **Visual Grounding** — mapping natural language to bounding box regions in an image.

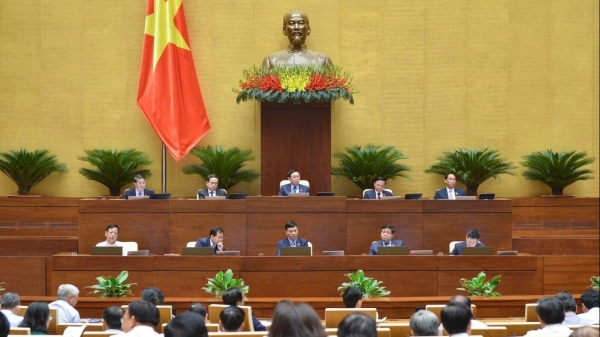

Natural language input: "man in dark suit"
[195,226,225,254]
[363,176,393,199]
[434,173,466,199]
[450,229,484,255]
[276,221,309,256]
[369,224,403,255]
[278,169,310,196]
[197,174,227,199]
[123,174,154,199]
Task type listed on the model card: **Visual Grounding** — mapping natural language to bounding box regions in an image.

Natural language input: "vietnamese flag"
[137,0,210,162]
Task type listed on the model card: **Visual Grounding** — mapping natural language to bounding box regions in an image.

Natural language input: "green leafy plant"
[338,270,390,298]
[588,276,599,291]
[0,149,68,195]
[182,146,259,191]
[457,271,501,297]
[521,150,595,196]
[331,144,410,191]
[78,149,152,196]
[202,269,249,298]
[0,281,5,292]
[425,148,516,196]
[85,270,136,298]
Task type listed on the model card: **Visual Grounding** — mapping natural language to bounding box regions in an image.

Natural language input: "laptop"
[127,196,149,200]
[229,193,248,200]
[127,250,150,256]
[204,196,227,200]
[323,250,344,256]
[90,246,123,255]
[287,193,309,197]
[404,193,423,200]
[378,246,409,255]
[182,247,214,256]
[150,193,171,199]
[497,250,518,255]
[479,193,495,200]
[317,192,336,196]
[280,246,312,256]
[462,246,494,255]
[380,196,402,200]
[410,250,434,255]
[455,196,476,200]
[216,251,240,256]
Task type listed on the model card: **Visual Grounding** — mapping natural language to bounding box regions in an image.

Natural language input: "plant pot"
[7,195,43,198]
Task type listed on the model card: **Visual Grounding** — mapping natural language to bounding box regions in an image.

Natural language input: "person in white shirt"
[524,297,572,337]
[48,284,85,324]
[556,291,592,325]
[114,300,160,337]
[102,306,125,333]
[0,292,23,327]
[410,310,440,336]
[96,224,127,256]
[577,290,599,324]
[441,302,472,337]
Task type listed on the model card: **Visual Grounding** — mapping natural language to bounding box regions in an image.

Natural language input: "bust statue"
[262,10,333,68]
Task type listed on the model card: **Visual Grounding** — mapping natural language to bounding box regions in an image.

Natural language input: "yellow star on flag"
[144,0,190,71]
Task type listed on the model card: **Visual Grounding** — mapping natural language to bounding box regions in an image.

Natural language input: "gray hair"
[0,292,20,309]
[410,310,440,336]
[57,284,79,300]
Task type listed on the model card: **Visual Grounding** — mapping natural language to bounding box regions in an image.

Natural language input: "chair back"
[206,323,219,332]
[324,308,377,328]
[325,327,390,337]
[56,323,103,334]
[186,241,196,247]
[17,306,27,316]
[307,241,313,255]
[208,304,254,331]
[449,241,463,253]
[48,308,58,335]
[486,322,541,336]
[82,333,118,337]
[121,241,138,252]
[470,326,508,337]
[379,323,412,337]
[525,303,538,321]
[8,327,30,335]
[280,180,310,188]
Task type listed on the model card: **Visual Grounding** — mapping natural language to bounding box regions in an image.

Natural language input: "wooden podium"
[260,101,331,195]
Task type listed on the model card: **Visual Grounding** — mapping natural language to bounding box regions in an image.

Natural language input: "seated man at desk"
[363,176,393,199]
[194,227,225,254]
[123,174,154,199]
[279,169,310,196]
[434,173,466,200]
[96,223,128,255]
[369,224,403,255]
[197,174,227,199]
[276,221,309,256]
[450,229,484,255]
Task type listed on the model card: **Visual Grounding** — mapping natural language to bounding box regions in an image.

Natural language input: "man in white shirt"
[114,300,160,337]
[96,224,127,256]
[164,312,208,337]
[577,290,599,324]
[441,302,472,337]
[102,306,125,333]
[556,291,592,325]
[524,297,572,337]
[49,284,85,323]
[0,292,23,327]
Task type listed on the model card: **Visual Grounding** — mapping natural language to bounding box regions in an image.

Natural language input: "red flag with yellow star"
[137,0,210,162]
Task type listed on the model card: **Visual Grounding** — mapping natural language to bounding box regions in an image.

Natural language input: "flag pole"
[162,143,167,193]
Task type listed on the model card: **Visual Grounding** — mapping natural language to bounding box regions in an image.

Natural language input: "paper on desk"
[63,325,85,337]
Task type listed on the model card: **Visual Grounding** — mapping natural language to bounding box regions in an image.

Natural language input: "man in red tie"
[369,224,404,255]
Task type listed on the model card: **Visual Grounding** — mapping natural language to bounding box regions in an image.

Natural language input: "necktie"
[291,241,296,247]
[137,191,142,197]
[210,191,214,197]
[377,192,381,199]
[293,186,297,193]
[449,189,455,200]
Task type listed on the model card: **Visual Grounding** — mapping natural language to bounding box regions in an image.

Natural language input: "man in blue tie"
[278,169,310,196]
[369,224,403,255]
[194,227,225,254]
[197,174,227,199]
[276,221,309,255]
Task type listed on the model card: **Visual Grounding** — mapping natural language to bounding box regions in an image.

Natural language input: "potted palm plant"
[331,144,410,193]
[78,149,153,196]
[85,270,136,297]
[0,149,68,195]
[425,148,516,196]
[202,269,249,298]
[182,145,259,190]
[338,270,390,298]
[520,150,595,196]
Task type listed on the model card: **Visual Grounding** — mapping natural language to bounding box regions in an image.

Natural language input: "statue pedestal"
[260,101,331,196]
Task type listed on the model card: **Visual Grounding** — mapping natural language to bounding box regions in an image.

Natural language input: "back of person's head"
[466,229,480,240]
[0,312,9,337]
[189,303,207,320]
[269,302,326,337]
[535,296,565,325]
[448,294,472,308]
[581,289,600,310]
[0,292,20,310]
[209,226,224,236]
[409,310,440,336]
[222,288,244,306]
[219,305,245,332]
[141,287,165,306]
[571,326,600,337]
[441,302,472,335]
[56,284,79,300]
[555,290,577,312]
[165,312,208,337]
[18,301,49,334]
[342,287,363,308]
[285,221,298,230]
[128,300,160,327]
[102,306,125,330]
[337,312,377,337]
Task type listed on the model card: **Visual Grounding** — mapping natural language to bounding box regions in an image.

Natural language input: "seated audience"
[189,303,208,322]
[447,295,487,328]
[18,301,51,335]
[524,297,571,337]
[570,326,600,337]
[276,221,309,256]
[409,310,440,336]
[363,176,393,199]
[337,312,377,337]
[342,286,363,308]
[195,227,225,254]
[268,302,326,337]
[279,169,310,196]
[369,224,403,255]
[577,289,599,324]
[141,287,165,306]
[164,312,208,337]
[450,229,484,255]
[49,284,85,323]
[222,288,266,331]
[219,305,245,332]
[0,312,9,337]
[0,292,23,327]
[441,302,472,337]
[102,306,125,333]
[555,290,592,325]
[115,300,160,337]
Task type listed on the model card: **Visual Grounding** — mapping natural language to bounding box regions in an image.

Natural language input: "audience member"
[447,295,487,328]
[123,174,154,199]
[524,297,571,337]
[337,312,377,337]
[141,287,165,306]
[219,305,245,332]
[556,291,592,325]
[116,300,160,337]
[369,224,403,255]
[409,310,439,336]
[276,221,309,256]
[222,288,266,331]
[49,284,85,323]
[363,176,393,199]
[342,286,363,308]
[441,302,472,337]
[164,312,208,337]
[571,326,600,337]
[102,306,125,333]
[450,229,484,255]
[195,226,225,254]
[0,312,9,337]
[197,174,226,199]
[0,292,23,327]
[18,301,51,335]
[577,290,599,324]
[434,173,465,200]
[279,169,310,196]
[188,303,207,322]
[268,302,326,337]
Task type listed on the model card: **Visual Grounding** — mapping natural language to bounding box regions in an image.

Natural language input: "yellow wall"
[0,0,598,197]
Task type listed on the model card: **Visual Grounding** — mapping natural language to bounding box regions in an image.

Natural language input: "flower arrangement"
[234,65,356,104]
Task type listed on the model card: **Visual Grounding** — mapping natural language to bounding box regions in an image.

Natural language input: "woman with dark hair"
[18,302,51,335]
[269,302,326,337]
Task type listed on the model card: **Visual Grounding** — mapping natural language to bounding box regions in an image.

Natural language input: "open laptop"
[462,246,494,255]
[127,250,150,256]
[410,250,434,255]
[404,193,423,200]
[455,196,476,200]
[377,246,409,255]
[150,193,171,199]
[203,196,227,200]
[216,251,240,256]
[127,196,149,200]
[317,192,336,196]
[479,193,495,200]
[280,246,312,256]
[323,250,344,256]
[182,247,214,256]
[497,250,518,255]
[229,193,248,200]
[380,196,402,200]
[287,193,309,197]
[90,246,123,255]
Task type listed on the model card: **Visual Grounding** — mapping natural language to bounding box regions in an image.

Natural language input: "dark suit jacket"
[450,241,484,255]
[363,189,393,199]
[194,237,225,254]
[123,188,154,199]
[197,188,227,199]
[434,188,466,199]
[369,240,404,255]
[276,237,309,256]
[278,183,310,196]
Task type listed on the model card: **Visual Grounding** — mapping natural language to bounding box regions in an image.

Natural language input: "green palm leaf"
[0,149,68,195]
[338,270,390,298]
